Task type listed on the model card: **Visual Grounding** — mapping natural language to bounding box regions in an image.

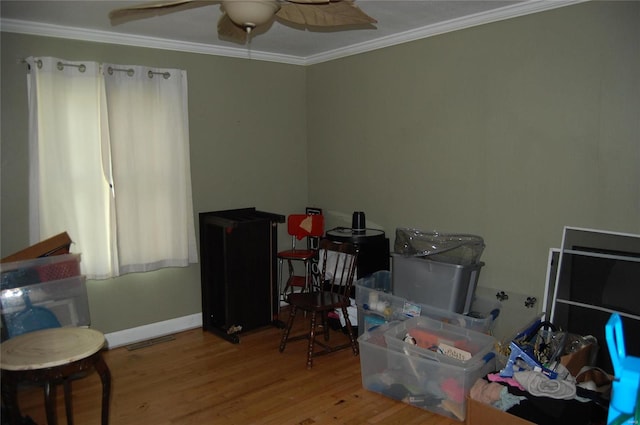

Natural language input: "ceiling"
[0,0,583,65]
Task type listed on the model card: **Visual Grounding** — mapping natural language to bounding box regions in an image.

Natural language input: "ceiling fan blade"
[285,0,330,4]
[277,1,376,27]
[110,0,217,25]
[217,12,248,44]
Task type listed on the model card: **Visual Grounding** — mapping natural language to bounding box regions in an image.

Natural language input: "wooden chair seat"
[277,249,316,261]
[286,291,351,312]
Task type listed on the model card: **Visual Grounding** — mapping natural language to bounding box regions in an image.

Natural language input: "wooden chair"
[279,239,359,368]
[277,214,325,300]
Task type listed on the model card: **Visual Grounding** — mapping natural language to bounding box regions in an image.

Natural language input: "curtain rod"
[19,58,85,72]
[19,59,171,79]
[107,67,170,79]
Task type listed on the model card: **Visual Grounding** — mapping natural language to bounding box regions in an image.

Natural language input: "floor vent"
[126,334,176,351]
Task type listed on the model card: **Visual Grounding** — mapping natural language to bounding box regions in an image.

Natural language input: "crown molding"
[1,0,585,66]
[305,0,587,65]
[0,18,308,65]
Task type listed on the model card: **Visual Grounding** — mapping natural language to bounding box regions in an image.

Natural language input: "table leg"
[44,380,58,425]
[64,378,73,425]
[94,353,111,425]
[1,374,22,425]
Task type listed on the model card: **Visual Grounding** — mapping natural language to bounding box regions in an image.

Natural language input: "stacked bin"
[392,254,484,314]
[358,317,497,421]
[355,270,500,337]
[392,229,486,315]
[0,253,89,339]
[355,269,500,422]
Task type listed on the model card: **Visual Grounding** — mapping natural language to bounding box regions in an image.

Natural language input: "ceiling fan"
[109,0,377,44]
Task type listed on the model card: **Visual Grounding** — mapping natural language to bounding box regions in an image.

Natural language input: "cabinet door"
[222,221,272,332]
[199,220,225,332]
[200,219,273,333]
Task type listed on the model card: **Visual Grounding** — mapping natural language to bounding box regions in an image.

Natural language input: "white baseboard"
[104,313,202,349]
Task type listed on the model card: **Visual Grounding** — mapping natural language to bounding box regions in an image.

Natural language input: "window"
[26,57,197,279]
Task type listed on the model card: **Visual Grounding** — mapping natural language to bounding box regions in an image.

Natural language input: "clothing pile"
[470,352,612,424]
[469,316,614,424]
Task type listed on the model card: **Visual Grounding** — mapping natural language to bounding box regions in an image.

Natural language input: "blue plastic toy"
[606,313,640,425]
[500,318,559,379]
[500,340,559,379]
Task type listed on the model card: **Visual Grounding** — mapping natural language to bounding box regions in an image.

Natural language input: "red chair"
[278,214,325,301]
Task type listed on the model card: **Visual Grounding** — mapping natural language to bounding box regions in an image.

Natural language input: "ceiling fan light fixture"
[223,0,280,30]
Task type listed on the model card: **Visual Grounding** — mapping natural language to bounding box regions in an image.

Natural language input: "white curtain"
[26,57,197,279]
[27,57,116,278]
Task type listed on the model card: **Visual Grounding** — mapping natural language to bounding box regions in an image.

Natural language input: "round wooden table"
[1,327,111,425]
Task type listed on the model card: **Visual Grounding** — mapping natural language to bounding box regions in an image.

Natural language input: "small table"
[1,327,111,425]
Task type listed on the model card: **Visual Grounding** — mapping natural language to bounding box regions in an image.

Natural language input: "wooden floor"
[15,308,461,425]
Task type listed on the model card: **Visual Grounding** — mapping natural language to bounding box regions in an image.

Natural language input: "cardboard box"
[1,232,72,263]
[560,343,595,377]
[466,397,535,425]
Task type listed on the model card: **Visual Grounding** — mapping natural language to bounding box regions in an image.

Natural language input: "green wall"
[1,33,308,334]
[2,1,639,335]
[307,1,640,299]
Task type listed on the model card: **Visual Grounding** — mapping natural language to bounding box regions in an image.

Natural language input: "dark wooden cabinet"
[199,208,284,343]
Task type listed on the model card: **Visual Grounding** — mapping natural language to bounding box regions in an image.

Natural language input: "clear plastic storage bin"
[355,271,500,336]
[359,322,496,421]
[383,315,497,366]
[1,253,81,290]
[1,275,90,337]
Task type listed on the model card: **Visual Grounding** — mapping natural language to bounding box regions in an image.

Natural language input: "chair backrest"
[316,239,358,297]
[287,214,324,248]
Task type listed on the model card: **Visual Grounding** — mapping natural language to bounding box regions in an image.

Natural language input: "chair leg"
[278,259,287,301]
[278,258,283,296]
[281,260,297,300]
[322,312,330,341]
[307,311,318,369]
[302,259,310,293]
[341,306,359,356]
[279,306,297,352]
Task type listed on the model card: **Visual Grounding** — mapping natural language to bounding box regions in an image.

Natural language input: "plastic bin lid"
[394,228,484,265]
